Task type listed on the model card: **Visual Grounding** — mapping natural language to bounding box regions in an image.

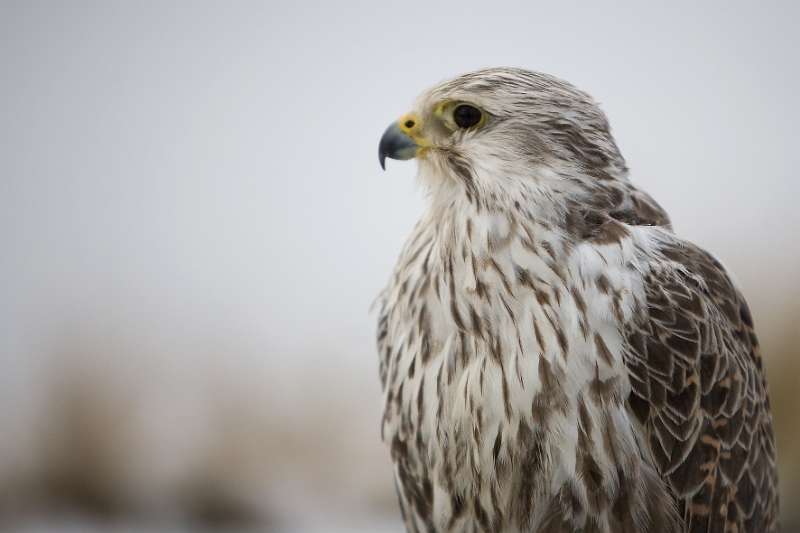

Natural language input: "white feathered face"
[379,68,628,201]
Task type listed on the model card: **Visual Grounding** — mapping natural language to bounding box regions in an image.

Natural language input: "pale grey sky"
[1,0,798,424]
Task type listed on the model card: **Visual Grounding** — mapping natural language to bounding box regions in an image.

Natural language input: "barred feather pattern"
[375,68,778,533]
[624,239,779,533]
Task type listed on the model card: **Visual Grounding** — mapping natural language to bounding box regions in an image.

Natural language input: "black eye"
[453,104,482,129]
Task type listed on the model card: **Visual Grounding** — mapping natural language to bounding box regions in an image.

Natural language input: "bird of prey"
[375,68,778,533]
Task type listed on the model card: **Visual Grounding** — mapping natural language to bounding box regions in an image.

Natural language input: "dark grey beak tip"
[378,122,417,170]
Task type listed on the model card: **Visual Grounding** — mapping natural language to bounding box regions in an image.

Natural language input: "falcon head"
[379,68,629,205]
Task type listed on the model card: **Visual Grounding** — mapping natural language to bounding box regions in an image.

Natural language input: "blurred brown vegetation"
[0,299,797,532]
[0,331,400,532]
[763,302,800,521]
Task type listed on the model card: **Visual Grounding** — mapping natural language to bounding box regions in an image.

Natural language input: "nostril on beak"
[404,119,415,129]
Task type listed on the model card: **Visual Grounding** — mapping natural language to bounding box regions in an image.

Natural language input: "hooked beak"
[378,114,422,170]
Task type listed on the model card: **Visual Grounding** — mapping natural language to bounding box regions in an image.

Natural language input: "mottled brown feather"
[624,238,779,533]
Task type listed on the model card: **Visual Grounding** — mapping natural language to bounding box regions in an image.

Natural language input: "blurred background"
[1,1,798,531]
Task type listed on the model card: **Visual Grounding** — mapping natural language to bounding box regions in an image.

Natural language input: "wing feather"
[624,236,779,533]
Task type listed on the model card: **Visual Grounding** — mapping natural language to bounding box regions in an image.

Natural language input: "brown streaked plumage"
[376,67,778,533]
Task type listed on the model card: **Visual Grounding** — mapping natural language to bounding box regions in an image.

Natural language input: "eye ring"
[453,104,483,129]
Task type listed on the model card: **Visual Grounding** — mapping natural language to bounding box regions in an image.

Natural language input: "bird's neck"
[421,168,588,263]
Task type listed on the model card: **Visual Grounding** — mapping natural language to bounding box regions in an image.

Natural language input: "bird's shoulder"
[621,229,779,533]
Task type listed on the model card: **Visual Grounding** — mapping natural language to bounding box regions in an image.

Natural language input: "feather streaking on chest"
[378,200,673,532]
[375,67,778,533]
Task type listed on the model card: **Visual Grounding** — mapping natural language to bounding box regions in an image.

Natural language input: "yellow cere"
[397,113,433,148]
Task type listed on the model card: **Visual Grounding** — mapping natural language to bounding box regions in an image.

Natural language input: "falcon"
[375,68,778,533]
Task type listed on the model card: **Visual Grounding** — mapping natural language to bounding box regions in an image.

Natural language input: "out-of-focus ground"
[0,298,796,533]
[0,299,797,533]
[1,1,799,532]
